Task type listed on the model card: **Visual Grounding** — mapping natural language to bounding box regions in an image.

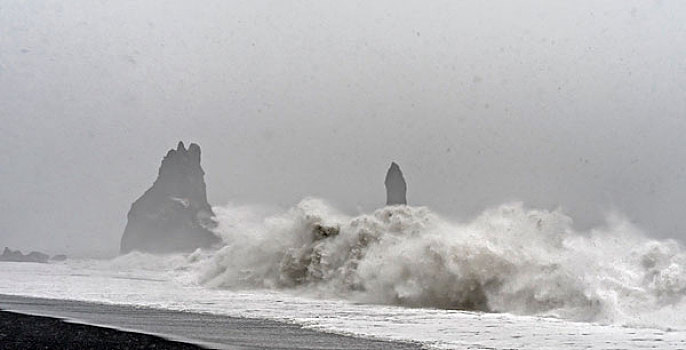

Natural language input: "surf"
[184,197,686,330]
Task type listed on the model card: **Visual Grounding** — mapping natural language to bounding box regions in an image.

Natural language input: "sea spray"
[190,198,686,328]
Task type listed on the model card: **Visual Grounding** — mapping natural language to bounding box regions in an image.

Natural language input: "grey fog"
[1,0,685,257]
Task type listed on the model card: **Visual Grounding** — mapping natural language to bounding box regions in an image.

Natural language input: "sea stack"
[120,142,220,254]
[385,162,407,205]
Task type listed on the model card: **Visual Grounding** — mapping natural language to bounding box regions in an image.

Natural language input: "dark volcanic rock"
[120,142,220,254]
[0,247,22,261]
[0,247,49,263]
[384,162,407,205]
[25,251,50,263]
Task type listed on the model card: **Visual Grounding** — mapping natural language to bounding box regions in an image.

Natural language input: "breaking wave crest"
[192,198,686,329]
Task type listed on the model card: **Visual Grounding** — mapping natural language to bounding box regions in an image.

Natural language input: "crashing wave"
[192,198,686,327]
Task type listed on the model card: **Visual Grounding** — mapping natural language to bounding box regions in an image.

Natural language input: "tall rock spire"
[120,142,220,254]
[385,162,407,205]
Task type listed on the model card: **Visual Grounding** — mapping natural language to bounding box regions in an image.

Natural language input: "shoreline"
[0,294,423,350]
[0,310,205,350]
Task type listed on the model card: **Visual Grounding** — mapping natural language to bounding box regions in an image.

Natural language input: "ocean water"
[3,198,686,349]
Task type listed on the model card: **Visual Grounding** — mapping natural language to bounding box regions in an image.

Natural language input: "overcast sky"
[1,1,685,257]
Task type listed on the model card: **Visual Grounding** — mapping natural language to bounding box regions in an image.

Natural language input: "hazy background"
[1,1,685,257]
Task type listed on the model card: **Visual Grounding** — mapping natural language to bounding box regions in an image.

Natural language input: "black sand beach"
[0,294,423,349]
[0,310,203,350]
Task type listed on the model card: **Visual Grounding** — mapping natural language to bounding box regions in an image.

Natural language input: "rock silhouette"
[0,247,49,263]
[385,162,407,205]
[120,142,220,254]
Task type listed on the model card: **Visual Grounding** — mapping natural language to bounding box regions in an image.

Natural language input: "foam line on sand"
[0,294,422,350]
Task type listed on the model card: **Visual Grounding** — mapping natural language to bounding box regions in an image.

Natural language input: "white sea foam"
[3,198,686,348]
[197,198,686,330]
[2,258,686,350]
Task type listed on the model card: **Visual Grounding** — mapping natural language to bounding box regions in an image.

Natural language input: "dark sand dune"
[0,294,423,349]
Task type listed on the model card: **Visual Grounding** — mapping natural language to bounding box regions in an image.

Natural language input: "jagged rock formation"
[385,162,407,205]
[120,142,220,254]
[0,247,49,263]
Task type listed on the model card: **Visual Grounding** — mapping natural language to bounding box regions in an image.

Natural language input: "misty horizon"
[2,1,686,257]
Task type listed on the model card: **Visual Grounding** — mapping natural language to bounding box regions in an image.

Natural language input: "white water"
[204,198,686,329]
[2,198,686,348]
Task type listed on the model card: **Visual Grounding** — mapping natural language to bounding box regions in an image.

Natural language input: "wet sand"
[0,294,423,349]
[0,310,203,350]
